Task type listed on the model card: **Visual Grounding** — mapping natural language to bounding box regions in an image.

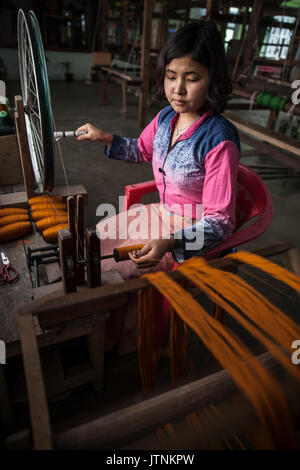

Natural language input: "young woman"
[77,21,240,354]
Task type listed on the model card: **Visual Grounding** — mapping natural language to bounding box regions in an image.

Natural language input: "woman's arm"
[76,112,160,164]
[76,123,113,144]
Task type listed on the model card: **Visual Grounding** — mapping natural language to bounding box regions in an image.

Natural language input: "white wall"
[0,48,93,81]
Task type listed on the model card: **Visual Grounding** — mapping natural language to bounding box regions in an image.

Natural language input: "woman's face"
[164,55,210,115]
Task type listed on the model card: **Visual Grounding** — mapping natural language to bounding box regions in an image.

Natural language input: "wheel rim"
[17,9,55,192]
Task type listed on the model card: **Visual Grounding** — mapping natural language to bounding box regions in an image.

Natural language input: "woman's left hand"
[128,238,174,269]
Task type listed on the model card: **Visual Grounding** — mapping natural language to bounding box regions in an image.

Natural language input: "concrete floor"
[5,79,300,447]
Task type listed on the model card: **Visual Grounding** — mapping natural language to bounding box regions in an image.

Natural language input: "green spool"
[256,92,288,111]
[0,110,8,118]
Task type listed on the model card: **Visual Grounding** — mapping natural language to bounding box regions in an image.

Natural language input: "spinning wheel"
[17,9,55,192]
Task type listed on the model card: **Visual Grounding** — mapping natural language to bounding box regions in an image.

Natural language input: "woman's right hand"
[76,123,113,144]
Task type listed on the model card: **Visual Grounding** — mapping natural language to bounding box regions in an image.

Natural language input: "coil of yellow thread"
[31,209,67,221]
[28,195,63,205]
[0,222,32,242]
[36,215,68,232]
[29,202,66,211]
[0,207,28,218]
[43,223,70,243]
[0,214,29,227]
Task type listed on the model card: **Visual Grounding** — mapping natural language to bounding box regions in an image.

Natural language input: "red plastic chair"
[123,164,273,255]
[122,164,273,348]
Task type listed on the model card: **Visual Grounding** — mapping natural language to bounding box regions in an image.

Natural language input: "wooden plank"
[19,243,293,324]
[240,133,300,171]
[224,112,300,157]
[0,191,28,208]
[138,0,154,128]
[100,66,140,83]
[0,184,88,209]
[18,313,53,449]
[14,96,35,198]
[51,185,88,205]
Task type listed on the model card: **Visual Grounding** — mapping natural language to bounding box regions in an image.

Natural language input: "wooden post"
[88,317,107,391]
[101,0,109,51]
[231,3,251,80]
[205,0,219,21]
[122,1,128,54]
[121,80,127,118]
[85,228,101,288]
[76,195,85,285]
[14,95,35,198]
[58,229,77,294]
[101,70,109,105]
[138,0,154,129]
[267,109,279,130]
[18,313,53,449]
[67,196,76,241]
[241,0,263,77]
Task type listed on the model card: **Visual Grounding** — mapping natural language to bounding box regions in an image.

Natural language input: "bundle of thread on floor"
[138,252,300,450]
[28,195,69,243]
[0,207,31,241]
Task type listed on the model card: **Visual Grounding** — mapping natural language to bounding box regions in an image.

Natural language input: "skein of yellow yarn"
[43,223,70,243]
[31,209,68,221]
[28,195,63,205]
[29,202,66,211]
[0,207,28,218]
[36,215,68,232]
[0,214,29,227]
[0,222,32,242]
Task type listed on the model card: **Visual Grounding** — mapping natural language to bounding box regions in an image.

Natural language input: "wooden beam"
[18,314,53,450]
[138,0,154,128]
[54,350,289,449]
[224,112,300,157]
[14,96,35,198]
[100,66,140,83]
[239,133,300,171]
[0,184,88,209]
[241,1,263,76]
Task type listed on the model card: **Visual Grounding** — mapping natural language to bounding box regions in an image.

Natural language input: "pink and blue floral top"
[105,105,240,261]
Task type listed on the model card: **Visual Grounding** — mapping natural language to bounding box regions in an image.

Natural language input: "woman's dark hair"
[156,21,232,113]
